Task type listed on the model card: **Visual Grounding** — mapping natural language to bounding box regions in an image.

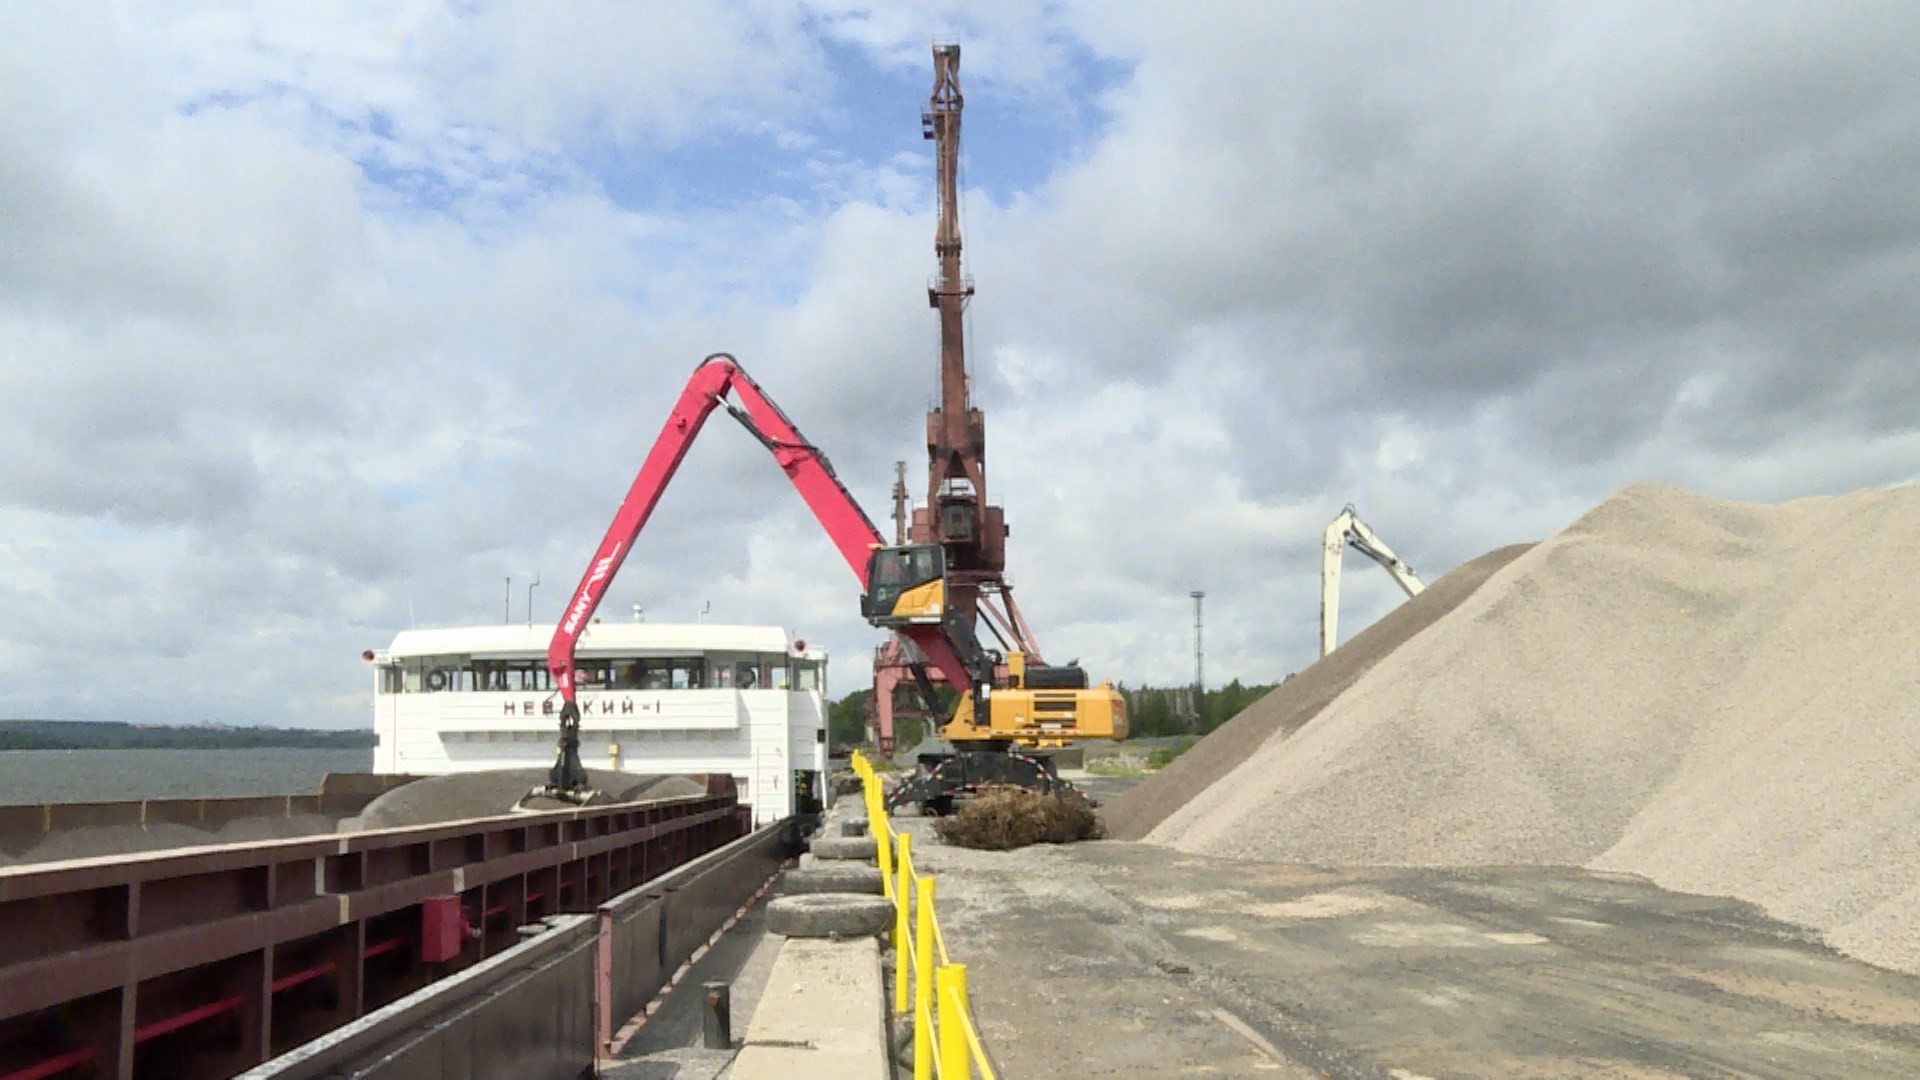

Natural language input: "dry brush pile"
[933,787,1106,850]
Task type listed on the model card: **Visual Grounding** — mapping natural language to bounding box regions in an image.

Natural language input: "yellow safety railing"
[851,751,998,1080]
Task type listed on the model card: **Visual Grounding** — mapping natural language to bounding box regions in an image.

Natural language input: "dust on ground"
[902,817,1920,1079]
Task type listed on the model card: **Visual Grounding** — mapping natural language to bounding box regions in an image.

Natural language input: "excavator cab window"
[862,544,946,625]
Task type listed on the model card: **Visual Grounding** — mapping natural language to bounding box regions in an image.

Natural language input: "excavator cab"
[861,543,948,627]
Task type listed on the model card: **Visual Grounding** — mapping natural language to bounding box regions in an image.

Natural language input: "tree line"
[826,676,1283,752]
[0,721,375,751]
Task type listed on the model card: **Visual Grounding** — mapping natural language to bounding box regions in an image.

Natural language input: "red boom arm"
[546,353,976,702]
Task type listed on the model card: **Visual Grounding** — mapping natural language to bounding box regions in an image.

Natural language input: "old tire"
[767,893,894,938]
[810,834,878,861]
[783,865,884,896]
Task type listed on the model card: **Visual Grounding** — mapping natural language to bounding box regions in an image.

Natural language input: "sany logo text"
[561,542,624,634]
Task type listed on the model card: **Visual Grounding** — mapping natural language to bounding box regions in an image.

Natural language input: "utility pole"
[892,460,909,545]
[1191,590,1206,728]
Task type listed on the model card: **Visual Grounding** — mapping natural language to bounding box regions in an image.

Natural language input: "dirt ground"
[897,809,1920,1079]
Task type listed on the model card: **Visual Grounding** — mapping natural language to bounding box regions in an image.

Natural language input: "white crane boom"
[1321,505,1425,657]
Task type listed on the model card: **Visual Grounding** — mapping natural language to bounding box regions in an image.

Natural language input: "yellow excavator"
[861,542,1128,738]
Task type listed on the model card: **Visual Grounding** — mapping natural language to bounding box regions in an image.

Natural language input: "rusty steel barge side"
[0,777,753,1080]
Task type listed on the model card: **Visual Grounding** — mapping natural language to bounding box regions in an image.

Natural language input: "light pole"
[1190,590,1206,729]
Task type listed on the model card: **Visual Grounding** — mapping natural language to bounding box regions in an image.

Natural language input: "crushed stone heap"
[1101,543,1533,841]
[1146,481,1920,974]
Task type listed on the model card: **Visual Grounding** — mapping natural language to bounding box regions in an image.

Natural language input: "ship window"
[471,660,512,692]
[794,662,819,691]
[734,661,759,689]
[402,660,425,693]
[379,666,403,694]
[611,660,643,690]
[672,659,705,689]
[496,662,548,692]
[714,664,734,688]
[767,661,789,690]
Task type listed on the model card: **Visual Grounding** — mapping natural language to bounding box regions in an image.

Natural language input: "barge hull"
[0,777,753,1080]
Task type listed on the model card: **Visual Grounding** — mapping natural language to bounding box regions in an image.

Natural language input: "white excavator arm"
[1321,505,1425,657]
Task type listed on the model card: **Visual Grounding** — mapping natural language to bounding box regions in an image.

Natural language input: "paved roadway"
[897,782,1920,1079]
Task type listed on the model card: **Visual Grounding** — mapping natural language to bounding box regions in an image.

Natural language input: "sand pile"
[1102,544,1533,840]
[1148,481,1920,973]
[345,770,708,830]
[0,814,342,867]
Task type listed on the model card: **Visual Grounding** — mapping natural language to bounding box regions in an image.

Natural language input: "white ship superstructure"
[369,623,826,825]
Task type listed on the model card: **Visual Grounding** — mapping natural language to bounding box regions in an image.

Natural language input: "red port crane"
[871,42,1049,754]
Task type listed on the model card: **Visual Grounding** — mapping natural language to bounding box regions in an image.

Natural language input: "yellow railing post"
[872,797,893,897]
[894,832,912,1015]
[938,963,968,1080]
[875,819,894,897]
[914,875,936,1080]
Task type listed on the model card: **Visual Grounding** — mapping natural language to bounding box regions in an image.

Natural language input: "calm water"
[0,747,373,805]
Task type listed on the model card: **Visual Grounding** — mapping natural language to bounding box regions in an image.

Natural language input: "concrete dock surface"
[898,814,1920,1079]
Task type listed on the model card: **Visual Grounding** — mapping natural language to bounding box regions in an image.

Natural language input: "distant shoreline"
[0,721,373,752]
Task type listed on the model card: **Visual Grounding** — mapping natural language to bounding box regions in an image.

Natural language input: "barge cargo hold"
[0,776,789,1080]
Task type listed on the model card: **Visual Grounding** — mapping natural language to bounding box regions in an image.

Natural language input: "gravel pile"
[0,813,343,867]
[1148,481,1920,973]
[344,770,708,830]
[1101,544,1533,840]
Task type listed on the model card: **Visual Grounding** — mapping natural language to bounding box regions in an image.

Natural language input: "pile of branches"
[932,786,1106,850]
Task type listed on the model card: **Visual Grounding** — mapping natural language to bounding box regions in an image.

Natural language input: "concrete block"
[810,835,878,861]
[730,938,885,1080]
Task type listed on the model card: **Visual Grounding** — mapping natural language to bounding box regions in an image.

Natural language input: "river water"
[0,747,373,805]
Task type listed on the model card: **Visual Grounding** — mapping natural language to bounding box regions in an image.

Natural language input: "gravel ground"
[1101,543,1532,840]
[1150,481,1920,974]
[910,825,1920,1079]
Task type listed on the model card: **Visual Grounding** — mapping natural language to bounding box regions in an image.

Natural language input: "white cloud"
[3,2,1919,729]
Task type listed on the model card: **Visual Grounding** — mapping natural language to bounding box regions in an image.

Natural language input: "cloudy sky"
[3,2,1917,728]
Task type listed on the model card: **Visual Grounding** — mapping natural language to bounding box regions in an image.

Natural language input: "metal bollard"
[702,981,732,1049]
